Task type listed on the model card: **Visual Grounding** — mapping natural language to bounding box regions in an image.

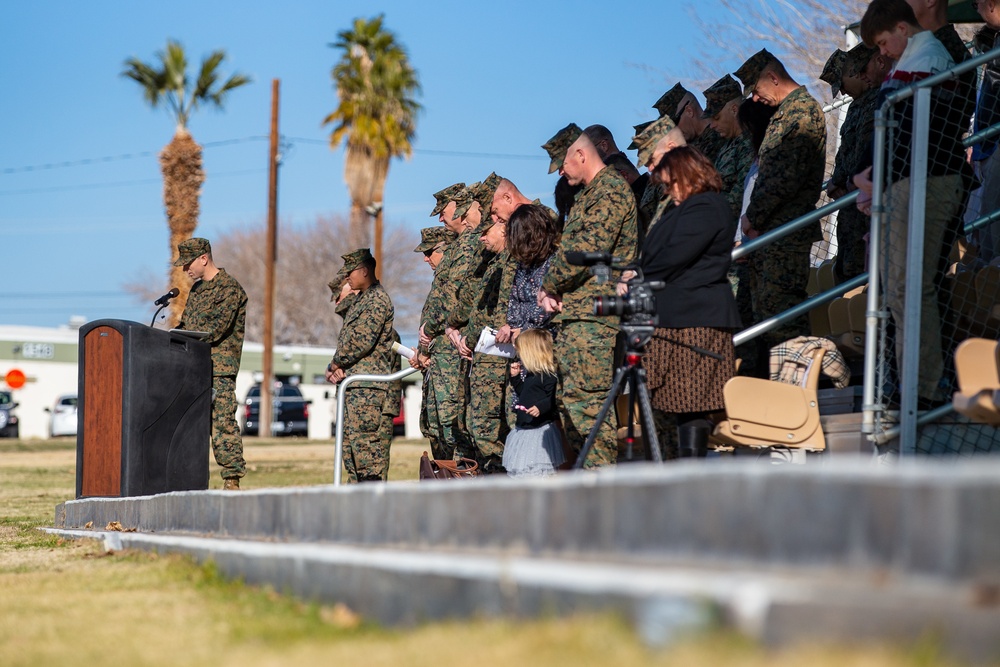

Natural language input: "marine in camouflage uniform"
[427,180,500,460]
[541,124,638,468]
[715,133,755,221]
[632,115,677,241]
[736,50,826,361]
[174,237,248,487]
[328,248,395,483]
[412,224,459,459]
[456,216,516,473]
[702,74,757,377]
[829,45,879,280]
[654,82,727,164]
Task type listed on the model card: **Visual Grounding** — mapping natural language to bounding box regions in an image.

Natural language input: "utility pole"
[261,79,280,438]
[374,207,383,274]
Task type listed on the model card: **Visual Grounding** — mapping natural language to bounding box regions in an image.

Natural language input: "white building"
[0,321,421,440]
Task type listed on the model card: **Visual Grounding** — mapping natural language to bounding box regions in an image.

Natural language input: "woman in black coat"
[621,145,742,457]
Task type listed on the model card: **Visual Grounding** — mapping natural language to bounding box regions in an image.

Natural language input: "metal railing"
[333,367,418,486]
[732,191,859,262]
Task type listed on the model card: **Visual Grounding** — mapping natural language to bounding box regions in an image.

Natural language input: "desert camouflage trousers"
[212,375,246,480]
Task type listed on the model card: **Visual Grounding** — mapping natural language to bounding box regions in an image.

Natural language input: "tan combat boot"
[223,478,240,491]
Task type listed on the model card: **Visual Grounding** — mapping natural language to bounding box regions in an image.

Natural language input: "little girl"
[502,328,564,478]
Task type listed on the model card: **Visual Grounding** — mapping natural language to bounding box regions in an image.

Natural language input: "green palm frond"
[325,14,421,161]
[122,39,251,129]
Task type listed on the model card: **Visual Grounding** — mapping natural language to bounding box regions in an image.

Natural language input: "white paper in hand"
[474,327,516,359]
[391,341,415,360]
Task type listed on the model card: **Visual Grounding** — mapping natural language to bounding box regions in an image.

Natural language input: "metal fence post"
[898,87,932,456]
[862,103,890,437]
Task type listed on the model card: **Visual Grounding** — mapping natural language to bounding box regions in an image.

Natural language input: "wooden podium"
[76,320,212,498]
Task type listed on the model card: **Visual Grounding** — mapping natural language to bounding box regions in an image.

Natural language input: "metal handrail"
[733,273,868,347]
[732,118,1000,264]
[884,45,1000,105]
[333,367,419,486]
[732,191,859,261]
[730,126,1000,344]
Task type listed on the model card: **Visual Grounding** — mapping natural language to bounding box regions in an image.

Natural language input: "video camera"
[565,251,664,350]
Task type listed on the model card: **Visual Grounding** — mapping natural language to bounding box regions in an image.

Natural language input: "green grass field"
[0,437,961,666]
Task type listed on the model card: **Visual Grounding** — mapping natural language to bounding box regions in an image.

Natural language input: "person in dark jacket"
[502,328,565,477]
[620,145,742,457]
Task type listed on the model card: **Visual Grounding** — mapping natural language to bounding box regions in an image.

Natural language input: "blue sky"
[1,1,822,330]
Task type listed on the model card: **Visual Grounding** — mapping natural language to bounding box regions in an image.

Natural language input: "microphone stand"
[150,303,169,328]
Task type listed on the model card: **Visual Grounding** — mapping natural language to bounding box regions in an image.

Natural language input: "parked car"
[393,396,405,437]
[45,394,78,438]
[0,390,20,438]
[243,383,311,437]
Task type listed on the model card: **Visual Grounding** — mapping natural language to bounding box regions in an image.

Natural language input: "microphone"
[154,288,180,306]
[565,251,617,266]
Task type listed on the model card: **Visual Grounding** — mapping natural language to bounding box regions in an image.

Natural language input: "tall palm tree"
[122,40,250,326]
[324,15,421,269]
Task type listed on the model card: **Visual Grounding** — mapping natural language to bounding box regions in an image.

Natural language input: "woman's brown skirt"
[645,326,735,414]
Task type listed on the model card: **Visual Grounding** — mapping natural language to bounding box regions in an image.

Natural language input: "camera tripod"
[574,324,662,468]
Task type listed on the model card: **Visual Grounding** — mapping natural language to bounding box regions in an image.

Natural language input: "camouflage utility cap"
[473,172,502,212]
[414,226,456,253]
[430,182,465,217]
[341,248,374,273]
[627,120,655,150]
[702,75,743,119]
[453,183,479,218]
[542,123,583,174]
[653,83,689,120]
[633,115,676,166]
[820,49,847,97]
[174,237,212,266]
[477,217,499,235]
[735,48,776,96]
[327,267,349,301]
[844,43,878,79]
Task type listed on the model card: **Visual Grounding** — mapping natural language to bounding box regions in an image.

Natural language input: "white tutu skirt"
[502,422,565,478]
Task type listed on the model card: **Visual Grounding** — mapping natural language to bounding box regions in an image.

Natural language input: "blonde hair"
[514,329,557,376]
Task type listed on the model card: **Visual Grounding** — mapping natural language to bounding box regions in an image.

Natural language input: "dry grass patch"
[0,437,970,667]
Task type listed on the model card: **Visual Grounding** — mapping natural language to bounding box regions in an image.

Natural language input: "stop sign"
[5,369,26,389]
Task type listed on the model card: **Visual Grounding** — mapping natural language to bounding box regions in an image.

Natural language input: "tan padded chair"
[828,297,852,337]
[808,262,836,337]
[712,348,827,451]
[952,338,1000,426]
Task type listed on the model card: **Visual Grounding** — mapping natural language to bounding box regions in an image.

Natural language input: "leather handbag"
[418,451,481,480]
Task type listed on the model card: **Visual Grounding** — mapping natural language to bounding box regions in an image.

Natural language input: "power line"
[0,291,129,299]
[284,135,546,160]
[0,137,270,174]
[0,167,266,196]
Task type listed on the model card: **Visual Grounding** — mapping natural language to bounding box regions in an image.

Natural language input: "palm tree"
[324,15,421,270]
[122,40,250,326]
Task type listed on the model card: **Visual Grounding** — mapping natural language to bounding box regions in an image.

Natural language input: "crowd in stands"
[325,0,1000,480]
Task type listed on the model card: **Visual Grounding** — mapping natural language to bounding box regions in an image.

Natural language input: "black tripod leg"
[573,365,629,470]
[635,376,662,463]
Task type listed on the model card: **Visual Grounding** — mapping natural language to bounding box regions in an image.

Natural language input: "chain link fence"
[865,44,1000,457]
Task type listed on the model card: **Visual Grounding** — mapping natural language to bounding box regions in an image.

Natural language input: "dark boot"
[677,422,709,458]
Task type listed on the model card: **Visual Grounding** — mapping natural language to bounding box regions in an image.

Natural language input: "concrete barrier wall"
[56,460,1000,582]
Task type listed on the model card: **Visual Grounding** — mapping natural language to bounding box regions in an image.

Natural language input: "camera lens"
[593,296,626,317]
